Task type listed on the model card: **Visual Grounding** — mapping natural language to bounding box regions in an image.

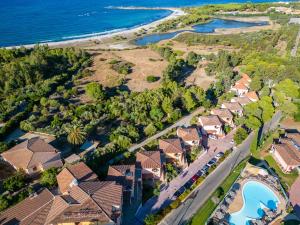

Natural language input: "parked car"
[196,170,203,177]
[216,152,224,159]
[200,165,209,174]
[191,174,199,182]
[184,180,194,189]
[207,158,217,167]
[208,134,217,140]
[174,186,186,197]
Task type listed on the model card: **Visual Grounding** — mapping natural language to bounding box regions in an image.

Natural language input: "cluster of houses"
[0,124,204,225]
[198,73,259,139]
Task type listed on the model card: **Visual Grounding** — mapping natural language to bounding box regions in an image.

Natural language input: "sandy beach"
[7,7,186,49]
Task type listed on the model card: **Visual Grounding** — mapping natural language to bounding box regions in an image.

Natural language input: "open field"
[80,48,168,94]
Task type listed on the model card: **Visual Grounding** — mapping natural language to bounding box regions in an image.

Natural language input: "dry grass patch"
[81,48,168,93]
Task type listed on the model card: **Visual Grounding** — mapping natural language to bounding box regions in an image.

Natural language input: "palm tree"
[65,124,87,146]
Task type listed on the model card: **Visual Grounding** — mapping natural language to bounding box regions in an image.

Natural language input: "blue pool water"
[0,0,289,47]
[134,19,268,46]
[229,181,280,225]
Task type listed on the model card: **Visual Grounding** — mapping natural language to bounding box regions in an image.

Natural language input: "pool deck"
[227,165,287,215]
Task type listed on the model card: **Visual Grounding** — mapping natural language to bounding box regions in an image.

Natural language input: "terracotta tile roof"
[107,165,135,190]
[231,96,251,105]
[177,128,201,142]
[47,181,123,224]
[245,91,259,102]
[1,137,62,172]
[159,138,184,154]
[57,162,98,194]
[273,139,300,166]
[241,73,251,82]
[211,108,233,120]
[289,176,300,218]
[198,115,223,126]
[0,189,54,225]
[236,76,251,87]
[136,151,163,169]
[286,133,300,147]
[232,82,249,91]
[222,102,243,112]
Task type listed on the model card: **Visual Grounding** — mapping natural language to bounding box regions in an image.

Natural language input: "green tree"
[250,76,262,91]
[244,115,262,130]
[165,163,178,182]
[275,79,299,98]
[65,124,87,145]
[183,90,196,112]
[40,167,59,188]
[233,127,248,145]
[150,107,164,122]
[3,171,26,192]
[0,196,9,211]
[85,82,105,100]
[144,123,157,136]
[144,214,156,225]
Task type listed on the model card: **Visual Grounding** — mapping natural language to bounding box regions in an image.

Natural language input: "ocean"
[0,0,289,47]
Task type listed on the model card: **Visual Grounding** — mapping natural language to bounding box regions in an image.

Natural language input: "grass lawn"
[264,155,298,188]
[190,159,248,225]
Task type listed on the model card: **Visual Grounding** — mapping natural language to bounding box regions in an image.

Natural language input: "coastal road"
[109,107,204,164]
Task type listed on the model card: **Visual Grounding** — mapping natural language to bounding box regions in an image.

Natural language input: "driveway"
[134,128,237,224]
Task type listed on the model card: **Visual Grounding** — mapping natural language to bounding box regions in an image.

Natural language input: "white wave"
[61,28,128,40]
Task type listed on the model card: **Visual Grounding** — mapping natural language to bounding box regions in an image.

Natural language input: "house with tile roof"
[230,96,251,106]
[136,151,165,181]
[289,176,300,219]
[46,181,123,225]
[0,188,54,225]
[176,127,202,147]
[221,102,243,117]
[107,164,138,202]
[230,82,249,97]
[56,162,98,194]
[270,133,300,172]
[159,138,186,167]
[198,115,224,138]
[0,181,124,225]
[245,91,259,102]
[1,137,63,175]
[211,108,234,127]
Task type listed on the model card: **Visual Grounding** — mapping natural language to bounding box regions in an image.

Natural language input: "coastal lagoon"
[0,0,287,47]
[134,19,269,46]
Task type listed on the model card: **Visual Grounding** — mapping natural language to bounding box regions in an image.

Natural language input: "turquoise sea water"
[0,0,291,47]
[229,181,280,225]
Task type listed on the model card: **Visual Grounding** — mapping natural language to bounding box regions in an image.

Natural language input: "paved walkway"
[134,128,237,223]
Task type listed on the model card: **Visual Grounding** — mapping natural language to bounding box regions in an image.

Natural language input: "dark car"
[196,170,203,177]
[207,158,217,167]
[174,186,186,197]
[184,180,194,189]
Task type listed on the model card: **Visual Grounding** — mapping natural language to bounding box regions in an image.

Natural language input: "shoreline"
[5,7,186,49]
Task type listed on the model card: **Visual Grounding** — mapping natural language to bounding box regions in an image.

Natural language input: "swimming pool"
[229,180,280,225]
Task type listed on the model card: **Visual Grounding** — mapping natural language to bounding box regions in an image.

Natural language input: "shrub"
[146,75,160,83]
